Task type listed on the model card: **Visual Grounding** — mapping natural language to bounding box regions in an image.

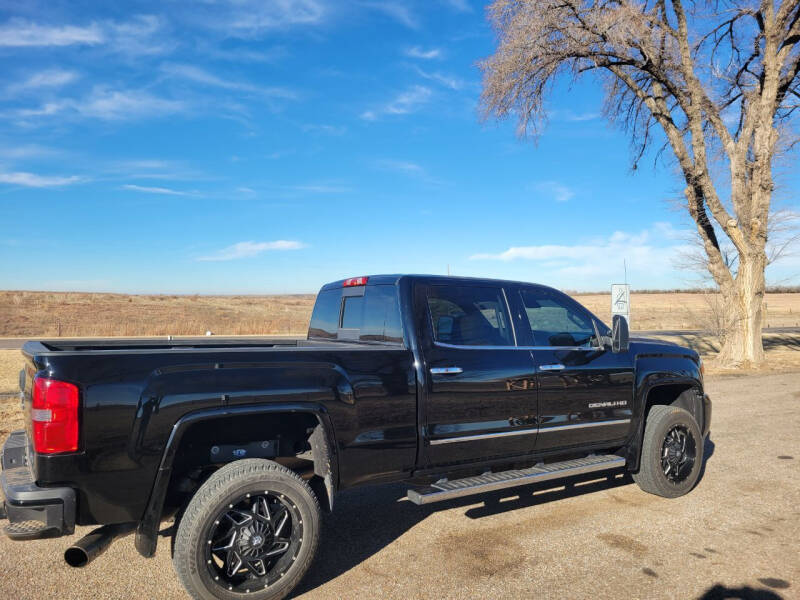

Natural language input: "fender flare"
[134,402,337,558]
[625,376,703,472]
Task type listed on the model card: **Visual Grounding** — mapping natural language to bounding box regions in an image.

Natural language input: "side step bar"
[407,454,625,505]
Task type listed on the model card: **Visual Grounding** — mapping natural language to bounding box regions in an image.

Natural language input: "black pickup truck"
[1,274,711,599]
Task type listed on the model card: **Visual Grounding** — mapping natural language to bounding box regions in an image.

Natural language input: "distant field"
[0,291,315,337]
[0,290,798,338]
[575,292,800,331]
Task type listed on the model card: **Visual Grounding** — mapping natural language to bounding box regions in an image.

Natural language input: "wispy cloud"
[412,66,464,90]
[107,14,171,56]
[549,109,601,122]
[194,0,327,37]
[122,184,191,196]
[106,159,204,181]
[289,183,352,193]
[375,159,425,176]
[161,63,296,98]
[199,240,306,261]
[0,171,82,187]
[375,159,445,185]
[0,144,61,159]
[7,69,79,94]
[441,0,473,12]
[0,20,104,47]
[563,111,600,122]
[533,181,575,203]
[469,224,690,283]
[13,87,186,122]
[302,123,346,135]
[404,46,441,60]
[198,44,289,64]
[362,2,419,29]
[0,16,167,54]
[361,85,432,120]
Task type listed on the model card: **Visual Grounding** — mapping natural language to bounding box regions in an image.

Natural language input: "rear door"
[512,286,634,451]
[418,282,538,467]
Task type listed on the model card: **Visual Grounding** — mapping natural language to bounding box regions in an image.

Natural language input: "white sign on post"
[611,284,631,329]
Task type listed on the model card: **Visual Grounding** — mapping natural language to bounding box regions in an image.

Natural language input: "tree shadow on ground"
[697,584,788,600]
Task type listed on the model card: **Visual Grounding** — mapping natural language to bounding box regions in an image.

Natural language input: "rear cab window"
[426,285,514,347]
[308,284,404,345]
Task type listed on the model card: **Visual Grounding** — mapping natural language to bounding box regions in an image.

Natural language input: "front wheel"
[173,459,320,600]
[633,405,704,498]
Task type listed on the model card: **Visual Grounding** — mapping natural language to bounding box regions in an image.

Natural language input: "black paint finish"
[8,275,708,538]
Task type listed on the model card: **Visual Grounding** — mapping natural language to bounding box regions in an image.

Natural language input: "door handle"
[539,364,565,371]
[430,367,463,375]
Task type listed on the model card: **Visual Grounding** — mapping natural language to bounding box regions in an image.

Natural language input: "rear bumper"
[1,430,76,540]
[702,394,712,437]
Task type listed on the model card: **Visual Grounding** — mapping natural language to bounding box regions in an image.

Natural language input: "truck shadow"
[294,438,718,597]
[294,469,629,596]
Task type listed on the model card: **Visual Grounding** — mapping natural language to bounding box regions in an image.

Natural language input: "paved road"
[1,371,799,599]
[637,326,800,337]
[1,328,797,350]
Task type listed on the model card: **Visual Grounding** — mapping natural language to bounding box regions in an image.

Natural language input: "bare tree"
[480,0,800,366]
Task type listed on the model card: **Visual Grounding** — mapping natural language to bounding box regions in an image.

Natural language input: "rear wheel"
[173,459,320,600]
[633,405,704,498]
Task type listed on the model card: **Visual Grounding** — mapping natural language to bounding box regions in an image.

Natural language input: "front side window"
[520,288,597,347]
[427,285,513,347]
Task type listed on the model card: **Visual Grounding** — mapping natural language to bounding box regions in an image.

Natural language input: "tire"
[173,459,320,600]
[633,405,704,498]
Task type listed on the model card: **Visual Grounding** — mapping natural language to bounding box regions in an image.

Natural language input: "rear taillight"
[31,377,79,454]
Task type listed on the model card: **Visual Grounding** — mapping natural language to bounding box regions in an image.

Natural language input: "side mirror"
[612,314,629,353]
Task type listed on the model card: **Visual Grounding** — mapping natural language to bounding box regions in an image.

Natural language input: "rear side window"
[519,288,596,347]
[427,285,513,347]
[308,289,341,339]
[309,285,403,344]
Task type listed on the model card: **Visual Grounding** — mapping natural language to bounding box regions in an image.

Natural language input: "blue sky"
[0,0,798,294]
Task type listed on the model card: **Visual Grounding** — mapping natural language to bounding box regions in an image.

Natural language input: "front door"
[419,283,539,467]
[513,286,634,452]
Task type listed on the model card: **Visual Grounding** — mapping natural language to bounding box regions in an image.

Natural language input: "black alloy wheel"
[174,458,320,600]
[660,424,697,484]
[206,491,302,593]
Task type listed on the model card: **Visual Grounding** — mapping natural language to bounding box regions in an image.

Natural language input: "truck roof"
[319,274,552,292]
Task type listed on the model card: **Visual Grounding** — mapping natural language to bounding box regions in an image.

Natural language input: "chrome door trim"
[433,341,595,351]
[538,419,630,433]
[430,367,463,375]
[429,427,538,446]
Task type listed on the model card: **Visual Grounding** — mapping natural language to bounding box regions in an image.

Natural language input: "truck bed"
[23,337,368,355]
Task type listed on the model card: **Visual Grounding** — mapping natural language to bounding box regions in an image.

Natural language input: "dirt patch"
[436,526,528,579]
[597,533,649,558]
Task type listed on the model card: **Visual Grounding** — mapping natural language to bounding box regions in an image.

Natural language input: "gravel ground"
[1,371,799,600]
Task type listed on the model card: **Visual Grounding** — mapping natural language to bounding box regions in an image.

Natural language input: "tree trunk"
[714,252,767,367]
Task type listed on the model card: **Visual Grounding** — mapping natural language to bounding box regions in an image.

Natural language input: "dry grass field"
[0,291,315,337]
[1,290,799,338]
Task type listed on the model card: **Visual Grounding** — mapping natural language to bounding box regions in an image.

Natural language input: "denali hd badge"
[588,400,628,408]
